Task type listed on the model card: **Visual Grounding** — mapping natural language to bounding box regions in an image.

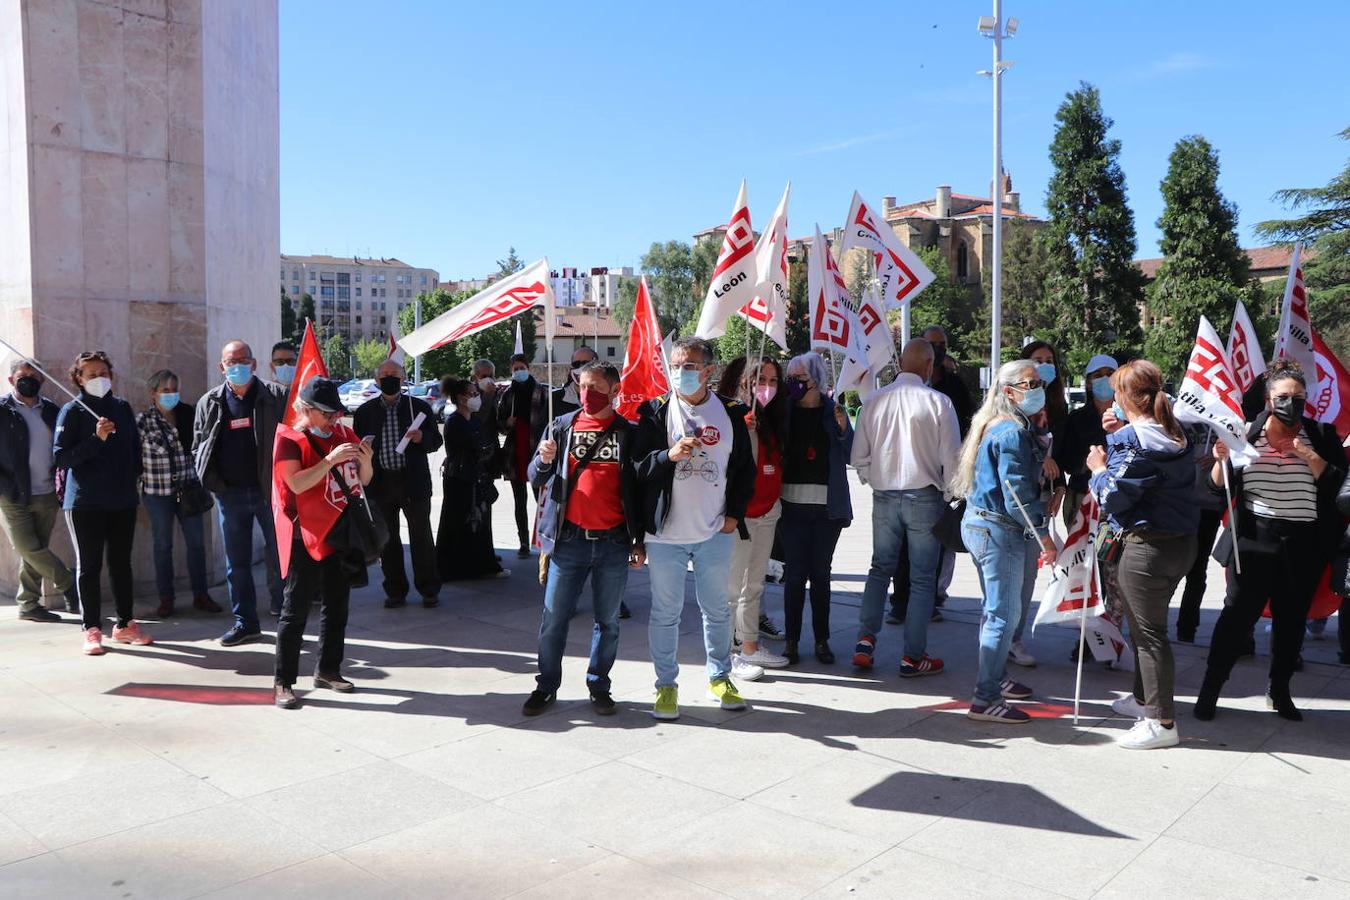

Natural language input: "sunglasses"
[1011,379,1046,390]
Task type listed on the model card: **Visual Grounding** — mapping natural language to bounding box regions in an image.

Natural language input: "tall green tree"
[295,293,316,345]
[492,246,524,283]
[352,338,389,376]
[322,333,352,381]
[1143,136,1257,380]
[909,246,982,364]
[280,288,296,342]
[397,289,520,381]
[981,218,1051,349]
[635,240,698,338]
[786,256,810,355]
[1037,83,1145,371]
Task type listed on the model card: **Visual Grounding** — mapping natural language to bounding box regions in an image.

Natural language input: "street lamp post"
[978,4,1017,385]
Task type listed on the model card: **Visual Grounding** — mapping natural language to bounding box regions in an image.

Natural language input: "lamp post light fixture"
[978,2,1017,382]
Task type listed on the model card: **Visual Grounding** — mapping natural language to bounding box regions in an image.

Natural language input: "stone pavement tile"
[507,705,720,761]
[0,672,90,741]
[626,803,891,900]
[0,722,155,797]
[511,853,728,900]
[396,725,610,801]
[497,759,735,850]
[244,761,481,852]
[57,801,327,898]
[339,802,609,899]
[198,854,413,899]
[0,617,96,669]
[746,753,991,845]
[1221,733,1350,804]
[0,852,104,895]
[1095,835,1350,900]
[813,845,1068,899]
[1164,782,1350,882]
[3,756,229,850]
[0,810,46,867]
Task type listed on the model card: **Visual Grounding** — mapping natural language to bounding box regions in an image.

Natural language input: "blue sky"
[280,1,1347,280]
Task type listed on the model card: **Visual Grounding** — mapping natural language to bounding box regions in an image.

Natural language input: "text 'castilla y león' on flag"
[1175,315,1259,467]
[837,191,936,312]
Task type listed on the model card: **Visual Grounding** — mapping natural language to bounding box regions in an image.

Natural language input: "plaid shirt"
[136,407,191,496]
[378,398,406,471]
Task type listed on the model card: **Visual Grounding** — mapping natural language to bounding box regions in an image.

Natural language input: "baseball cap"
[298,377,342,413]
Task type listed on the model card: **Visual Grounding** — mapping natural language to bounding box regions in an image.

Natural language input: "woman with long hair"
[1086,360,1198,749]
[1020,340,1069,431]
[951,359,1053,723]
[1196,359,1347,722]
[438,378,508,580]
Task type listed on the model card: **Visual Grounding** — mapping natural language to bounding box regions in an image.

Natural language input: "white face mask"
[477,377,494,391]
[466,395,482,413]
[84,376,112,398]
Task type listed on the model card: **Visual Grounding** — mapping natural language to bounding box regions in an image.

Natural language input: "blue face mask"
[1017,386,1047,416]
[158,392,180,411]
[1035,362,1057,385]
[1091,377,1115,402]
[274,364,296,385]
[309,425,333,439]
[511,369,529,383]
[674,368,703,397]
[224,363,253,386]
[1112,402,1127,422]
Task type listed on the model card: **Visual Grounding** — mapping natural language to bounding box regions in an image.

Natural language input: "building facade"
[280,254,439,344]
[548,266,634,309]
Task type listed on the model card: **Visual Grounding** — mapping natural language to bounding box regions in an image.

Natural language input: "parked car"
[339,378,380,412]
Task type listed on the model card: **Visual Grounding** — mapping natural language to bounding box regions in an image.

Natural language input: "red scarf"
[272,423,363,576]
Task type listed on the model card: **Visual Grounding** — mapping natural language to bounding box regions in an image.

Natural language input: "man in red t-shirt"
[520,363,644,717]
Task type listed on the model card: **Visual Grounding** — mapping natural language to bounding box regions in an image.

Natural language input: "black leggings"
[509,479,540,549]
[68,508,137,629]
[779,501,844,643]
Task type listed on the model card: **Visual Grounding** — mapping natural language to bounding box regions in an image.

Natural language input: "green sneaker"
[652,685,679,720]
[708,677,748,711]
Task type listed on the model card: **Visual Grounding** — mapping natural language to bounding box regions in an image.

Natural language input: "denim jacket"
[965,418,1048,537]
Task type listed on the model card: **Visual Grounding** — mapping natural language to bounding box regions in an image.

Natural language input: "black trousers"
[779,501,844,643]
[1175,508,1223,639]
[68,508,137,629]
[275,539,351,686]
[1203,524,1324,694]
[372,472,439,601]
[510,479,531,549]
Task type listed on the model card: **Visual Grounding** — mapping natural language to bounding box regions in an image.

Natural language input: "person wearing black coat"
[497,355,550,558]
[438,379,505,580]
[1196,360,1348,722]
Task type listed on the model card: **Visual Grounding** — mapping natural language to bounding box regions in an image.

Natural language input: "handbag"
[1096,522,1123,565]
[308,436,390,581]
[161,413,213,516]
[932,497,968,554]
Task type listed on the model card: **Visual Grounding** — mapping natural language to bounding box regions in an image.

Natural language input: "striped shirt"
[1242,428,1318,523]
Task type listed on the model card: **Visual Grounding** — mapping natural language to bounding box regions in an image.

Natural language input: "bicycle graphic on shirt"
[674,416,722,483]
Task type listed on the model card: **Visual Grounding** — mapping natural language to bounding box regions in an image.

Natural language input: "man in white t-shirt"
[634,337,756,720]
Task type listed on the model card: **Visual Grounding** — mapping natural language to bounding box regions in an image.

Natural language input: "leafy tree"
[981,218,1051,349]
[786,255,810,355]
[909,246,983,365]
[280,288,296,342]
[491,246,524,284]
[1143,136,1259,380]
[295,293,316,345]
[613,276,639,330]
[636,240,698,338]
[1037,83,1146,372]
[690,236,720,305]
[322,332,352,381]
[352,338,389,377]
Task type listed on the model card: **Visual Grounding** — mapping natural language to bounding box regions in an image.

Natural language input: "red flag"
[1311,327,1350,437]
[283,319,329,429]
[617,277,670,421]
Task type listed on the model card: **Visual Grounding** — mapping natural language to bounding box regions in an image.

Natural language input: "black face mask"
[1271,396,1305,427]
[379,375,402,397]
[930,344,947,367]
[15,376,41,399]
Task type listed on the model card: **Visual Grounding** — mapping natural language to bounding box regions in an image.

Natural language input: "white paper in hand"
[394,411,427,455]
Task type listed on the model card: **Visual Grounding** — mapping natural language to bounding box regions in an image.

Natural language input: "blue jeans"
[536,535,630,695]
[215,486,283,631]
[646,532,734,689]
[142,492,208,599]
[858,487,944,657]
[1011,530,1040,643]
[962,508,1036,704]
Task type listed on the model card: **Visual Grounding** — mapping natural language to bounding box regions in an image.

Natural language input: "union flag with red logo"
[1175,315,1258,466]
[1311,326,1350,438]
[398,258,555,357]
[1226,298,1265,394]
[283,319,330,430]
[807,224,853,352]
[694,180,761,340]
[1275,242,1315,376]
[838,191,936,311]
[617,277,670,421]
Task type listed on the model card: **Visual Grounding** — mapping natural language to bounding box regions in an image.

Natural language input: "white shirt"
[850,372,960,492]
[649,393,734,545]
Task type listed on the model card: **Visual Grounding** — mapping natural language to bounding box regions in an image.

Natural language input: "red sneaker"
[852,636,876,669]
[82,627,105,656]
[111,621,153,646]
[899,654,944,677]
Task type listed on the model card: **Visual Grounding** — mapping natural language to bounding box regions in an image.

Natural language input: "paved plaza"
[2,468,1349,899]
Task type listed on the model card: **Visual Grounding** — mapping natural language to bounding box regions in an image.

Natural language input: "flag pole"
[545,321,555,423]
[1078,531,1100,726]
[1220,458,1241,575]
[0,335,98,417]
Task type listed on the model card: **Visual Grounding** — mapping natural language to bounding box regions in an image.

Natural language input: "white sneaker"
[731,656,765,682]
[737,646,788,668]
[1008,641,1037,667]
[1118,717,1179,750]
[1111,694,1147,719]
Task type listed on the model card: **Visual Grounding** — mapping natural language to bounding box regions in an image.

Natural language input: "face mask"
[786,379,809,402]
[273,364,296,385]
[753,384,777,407]
[466,395,483,413]
[84,376,112,398]
[1112,402,1127,422]
[158,392,180,411]
[930,345,947,367]
[379,375,402,396]
[1272,396,1305,427]
[570,368,583,384]
[1017,386,1046,416]
[1035,362,1057,385]
[580,387,611,416]
[477,378,494,391]
[1091,377,1115,402]
[224,363,252,386]
[674,368,703,396]
[511,369,529,383]
[308,425,333,439]
[15,376,40,398]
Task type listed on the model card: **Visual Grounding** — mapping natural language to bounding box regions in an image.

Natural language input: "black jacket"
[1210,412,1348,566]
[53,393,141,510]
[632,392,755,540]
[496,378,549,481]
[353,393,443,500]
[192,378,288,492]
[930,368,974,438]
[527,410,643,553]
[0,394,61,504]
[1334,471,1350,595]
[1052,402,1107,495]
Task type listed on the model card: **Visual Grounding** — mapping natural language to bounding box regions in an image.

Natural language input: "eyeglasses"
[1010,379,1046,389]
[272,357,297,366]
[314,409,341,420]
[675,363,704,373]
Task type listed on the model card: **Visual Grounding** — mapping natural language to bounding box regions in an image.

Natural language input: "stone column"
[0,0,279,603]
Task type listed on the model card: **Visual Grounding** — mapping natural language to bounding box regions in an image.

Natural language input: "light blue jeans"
[858,487,944,658]
[646,532,734,689]
[962,507,1037,705]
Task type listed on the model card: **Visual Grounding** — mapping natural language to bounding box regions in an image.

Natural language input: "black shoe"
[1194,686,1219,721]
[384,596,407,609]
[274,683,299,709]
[522,690,556,716]
[784,640,800,665]
[1176,630,1195,644]
[757,613,784,641]
[885,613,904,625]
[618,602,631,620]
[421,595,440,609]
[18,607,62,622]
[1293,654,1304,673]
[1267,687,1303,722]
[219,625,262,647]
[589,692,617,715]
[314,672,355,693]
[268,604,282,617]
[517,546,531,560]
[64,586,80,613]
[1239,638,1256,658]
[815,641,835,664]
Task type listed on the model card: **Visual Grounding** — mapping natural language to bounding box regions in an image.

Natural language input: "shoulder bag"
[307,435,390,581]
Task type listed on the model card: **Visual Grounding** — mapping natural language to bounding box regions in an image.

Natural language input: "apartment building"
[281,254,440,343]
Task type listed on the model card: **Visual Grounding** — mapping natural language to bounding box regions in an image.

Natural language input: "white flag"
[735,183,790,350]
[839,191,936,311]
[398,258,555,358]
[513,320,524,356]
[1275,242,1315,375]
[1175,315,1258,467]
[694,180,760,339]
[835,316,873,395]
[387,318,405,365]
[807,225,853,354]
[1033,495,1104,631]
[856,281,895,375]
[1226,298,1265,395]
